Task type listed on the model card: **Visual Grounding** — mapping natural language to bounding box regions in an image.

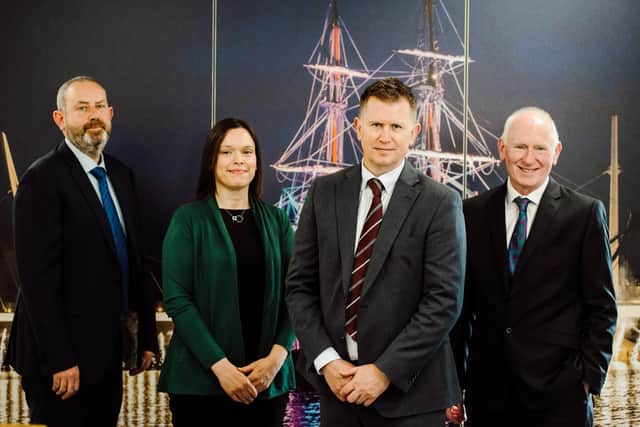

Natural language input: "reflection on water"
[595,363,640,427]
[1,367,638,426]
[1,323,639,426]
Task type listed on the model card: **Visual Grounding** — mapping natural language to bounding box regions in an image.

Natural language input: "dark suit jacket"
[6,142,158,384]
[286,162,466,418]
[451,179,617,411]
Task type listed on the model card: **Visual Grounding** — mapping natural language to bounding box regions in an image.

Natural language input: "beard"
[66,118,111,159]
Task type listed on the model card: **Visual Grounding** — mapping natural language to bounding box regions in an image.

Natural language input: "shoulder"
[416,173,457,200]
[555,183,601,208]
[314,164,359,187]
[253,198,291,228]
[20,145,64,183]
[170,199,213,225]
[463,185,503,211]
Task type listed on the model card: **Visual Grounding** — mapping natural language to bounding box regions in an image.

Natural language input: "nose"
[379,126,392,143]
[87,105,100,119]
[522,148,536,164]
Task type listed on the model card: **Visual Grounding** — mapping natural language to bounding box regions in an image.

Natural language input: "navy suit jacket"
[6,142,158,383]
[451,179,617,411]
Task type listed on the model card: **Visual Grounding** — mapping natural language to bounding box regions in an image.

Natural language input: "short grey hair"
[56,75,105,111]
[501,106,560,146]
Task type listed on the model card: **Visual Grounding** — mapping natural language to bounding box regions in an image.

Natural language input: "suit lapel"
[510,179,562,288]
[337,166,362,296]
[486,184,510,293]
[361,163,419,296]
[58,143,118,258]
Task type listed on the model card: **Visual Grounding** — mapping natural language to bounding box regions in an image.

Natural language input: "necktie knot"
[90,166,107,181]
[367,178,383,199]
[514,196,530,212]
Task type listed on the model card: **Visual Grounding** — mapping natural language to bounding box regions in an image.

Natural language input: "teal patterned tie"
[507,197,530,275]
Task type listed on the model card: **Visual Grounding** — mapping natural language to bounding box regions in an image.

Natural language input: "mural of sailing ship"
[272,0,500,225]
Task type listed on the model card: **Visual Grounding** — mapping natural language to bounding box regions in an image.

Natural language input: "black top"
[221,208,265,363]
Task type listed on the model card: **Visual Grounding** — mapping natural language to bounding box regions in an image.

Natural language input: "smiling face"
[53,80,113,162]
[214,127,258,193]
[354,96,421,176]
[498,109,562,195]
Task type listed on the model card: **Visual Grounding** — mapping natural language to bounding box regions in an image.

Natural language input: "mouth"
[517,166,539,174]
[84,120,106,132]
[228,169,248,174]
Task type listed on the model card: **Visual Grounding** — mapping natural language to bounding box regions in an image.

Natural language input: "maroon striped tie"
[345,178,384,341]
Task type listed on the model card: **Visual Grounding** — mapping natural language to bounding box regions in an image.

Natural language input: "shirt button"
[505,327,512,334]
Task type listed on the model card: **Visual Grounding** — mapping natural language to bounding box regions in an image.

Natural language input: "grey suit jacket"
[286,162,466,417]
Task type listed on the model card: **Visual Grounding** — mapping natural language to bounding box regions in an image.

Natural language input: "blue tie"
[90,167,129,312]
[507,197,530,275]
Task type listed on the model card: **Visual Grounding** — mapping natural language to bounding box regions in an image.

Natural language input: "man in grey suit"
[286,78,466,426]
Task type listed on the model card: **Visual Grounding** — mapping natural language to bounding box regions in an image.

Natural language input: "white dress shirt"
[504,176,549,247]
[313,160,405,374]
[64,139,127,233]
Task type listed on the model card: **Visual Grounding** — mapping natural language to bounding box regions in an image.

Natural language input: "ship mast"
[608,115,620,287]
[2,132,19,196]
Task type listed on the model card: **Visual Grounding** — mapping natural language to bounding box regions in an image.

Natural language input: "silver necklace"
[223,208,249,223]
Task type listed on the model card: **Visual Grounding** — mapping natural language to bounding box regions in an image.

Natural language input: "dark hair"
[195,118,263,200]
[359,77,417,112]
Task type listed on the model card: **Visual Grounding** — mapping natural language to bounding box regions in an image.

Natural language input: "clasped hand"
[322,360,390,407]
[212,346,287,405]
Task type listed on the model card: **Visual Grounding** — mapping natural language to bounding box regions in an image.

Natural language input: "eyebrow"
[75,99,107,105]
[220,144,254,149]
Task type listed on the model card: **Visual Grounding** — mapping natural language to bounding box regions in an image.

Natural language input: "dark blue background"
[1,0,639,302]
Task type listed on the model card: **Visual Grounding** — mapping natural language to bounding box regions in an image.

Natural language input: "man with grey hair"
[449,106,617,426]
[6,76,158,426]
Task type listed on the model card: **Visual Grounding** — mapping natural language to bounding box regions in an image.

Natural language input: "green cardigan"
[157,196,296,398]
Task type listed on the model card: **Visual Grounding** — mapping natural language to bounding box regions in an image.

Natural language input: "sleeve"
[285,181,336,370]
[273,209,296,350]
[13,167,76,374]
[375,189,466,392]
[449,202,475,390]
[127,168,159,355]
[162,210,226,370]
[579,200,617,394]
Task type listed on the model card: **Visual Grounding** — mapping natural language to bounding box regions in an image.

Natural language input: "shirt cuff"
[313,347,341,374]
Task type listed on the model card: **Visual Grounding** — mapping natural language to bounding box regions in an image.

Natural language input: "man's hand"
[238,345,288,393]
[321,359,356,402]
[338,363,390,406]
[129,351,155,375]
[211,358,258,405]
[52,365,80,400]
[446,402,466,425]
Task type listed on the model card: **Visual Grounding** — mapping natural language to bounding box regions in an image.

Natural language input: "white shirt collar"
[64,139,105,173]
[360,160,405,194]
[506,176,549,206]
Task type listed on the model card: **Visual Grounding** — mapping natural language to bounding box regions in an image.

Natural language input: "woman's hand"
[211,358,258,404]
[238,344,288,393]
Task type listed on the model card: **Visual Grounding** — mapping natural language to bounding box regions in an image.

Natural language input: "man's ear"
[53,110,65,132]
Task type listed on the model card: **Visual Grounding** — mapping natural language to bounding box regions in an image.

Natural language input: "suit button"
[505,327,512,334]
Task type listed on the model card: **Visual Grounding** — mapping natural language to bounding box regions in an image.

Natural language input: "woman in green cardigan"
[158,118,296,426]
